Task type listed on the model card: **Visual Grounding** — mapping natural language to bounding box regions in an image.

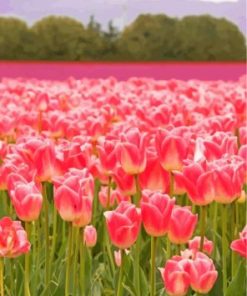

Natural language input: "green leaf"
[226,260,246,296]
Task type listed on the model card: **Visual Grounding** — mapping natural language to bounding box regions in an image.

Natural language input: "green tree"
[117,14,178,60]
[175,15,246,61]
[31,16,86,60]
[0,17,31,60]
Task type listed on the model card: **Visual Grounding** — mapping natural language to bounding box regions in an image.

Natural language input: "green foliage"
[0,14,246,61]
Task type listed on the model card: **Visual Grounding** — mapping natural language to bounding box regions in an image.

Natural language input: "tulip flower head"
[0,217,31,258]
[104,201,141,249]
[141,190,175,237]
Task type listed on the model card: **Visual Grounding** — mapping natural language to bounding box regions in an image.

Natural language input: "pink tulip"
[54,169,94,226]
[188,236,214,255]
[0,217,31,258]
[209,155,245,204]
[10,180,43,222]
[114,249,130,267]
[141,190,175,237]
[98,187,116,209]
[188,252,218,294]
[174,162,215,206]
[104,201,141,249]
[117,128,147,175]
[168,206,198,244]
[230,225,247,258]
[34,141,63,182]
[139,151,170,192]
[159,256,190,296]
[113,166,136,196]
[83,225,97,247]
[156,129,188,172]
[97,138,118,175]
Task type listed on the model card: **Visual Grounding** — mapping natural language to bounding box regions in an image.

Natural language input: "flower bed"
[0,76,246,296]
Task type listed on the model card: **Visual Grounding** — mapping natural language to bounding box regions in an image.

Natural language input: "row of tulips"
[0,76,246,296]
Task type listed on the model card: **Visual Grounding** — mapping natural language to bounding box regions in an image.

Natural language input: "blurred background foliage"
[0,14,246,61]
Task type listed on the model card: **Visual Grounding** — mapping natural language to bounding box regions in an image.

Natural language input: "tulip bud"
[83,225,97,247]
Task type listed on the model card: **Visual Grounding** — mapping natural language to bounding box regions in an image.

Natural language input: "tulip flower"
[141,190,175,237]
[139,151,170,192]
[209,155,245,204]
[10,181,43,222]
[104,201,141,249]
[97,138,118,175]
[189,252,218,294]
[230,225,247,258]
[113,166,136,196]
[156,129,188,172]
[117,128,147,175]
[174,161,215,206]
[0,217,30,258]
[34,141,63,182]
[168,206,198,244]
[54,169,94,226]
[83,225,97,248]
[188,236,214,255]
[159,256,190,296]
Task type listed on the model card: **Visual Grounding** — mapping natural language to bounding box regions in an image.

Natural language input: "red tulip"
[0,217,31,258]
[168,206,198,244]
[156,129,188,172]
[34,141,63,182]
[104,201,141,249]
[230,225,247,258]
[188,252,218,294]
[54,169,94,226]
[117,128,147,175]
[188,236,214,255]
[113,166,136,196]
[174,162,215,206]
[159,256,190,296]
[141,190,175,237]
[209,155,245,204]
[97,138,118,175]
[10,180,43,222]
[139,151,170,192]
[83,225,97,247]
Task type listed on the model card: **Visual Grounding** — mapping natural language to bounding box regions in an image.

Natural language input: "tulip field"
[0,75,246,296]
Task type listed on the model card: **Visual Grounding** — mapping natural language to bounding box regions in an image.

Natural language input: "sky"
[0,0,246,33]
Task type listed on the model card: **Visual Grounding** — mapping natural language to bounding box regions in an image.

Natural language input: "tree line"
[0,14,246,61]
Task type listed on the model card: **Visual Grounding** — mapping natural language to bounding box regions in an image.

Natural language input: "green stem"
[0,258,4,296]
[231,202,238,278]
[150,237,157,296]
[199,206,207,252]
[222,205,228,295]
[92,179,100,226]
[134,174,141,206]
[212,202,218,259]
[116,250,125,296]
[134,174,141,296]
[169,172,174,197]
[42,182,50,290]
[107,176,112,209]
[80,233,85,296]
[24,222,31,296]
[104,222,115,275]
[65,223,73,296]
[49,205,58,272]
[73,228,80,294]
[166,237,171,259]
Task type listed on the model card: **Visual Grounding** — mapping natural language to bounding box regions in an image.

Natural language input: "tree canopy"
[0,14,245,61]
